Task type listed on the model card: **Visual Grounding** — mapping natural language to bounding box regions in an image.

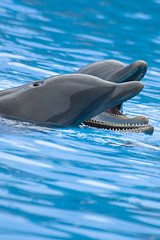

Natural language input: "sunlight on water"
[0,0,160,239]
[35,140,77,152]
[0,152,53,168]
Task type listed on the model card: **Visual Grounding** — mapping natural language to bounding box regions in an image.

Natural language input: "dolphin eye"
[33,82,41,87]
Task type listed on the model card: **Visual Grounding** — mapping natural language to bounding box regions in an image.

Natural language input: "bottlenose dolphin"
[77,60,154,134]
[0,73,146,128]
[0,60,154,134]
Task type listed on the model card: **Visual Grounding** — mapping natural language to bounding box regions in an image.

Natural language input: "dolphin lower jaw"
[83,83,154,134]
[83,106,154,134]
[83,119,154,134]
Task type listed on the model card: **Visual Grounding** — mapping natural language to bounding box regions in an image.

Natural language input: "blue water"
[0,0,160,239]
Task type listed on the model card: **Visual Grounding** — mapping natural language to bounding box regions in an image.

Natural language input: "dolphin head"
[0,73,145,129]
[77,60,154,134]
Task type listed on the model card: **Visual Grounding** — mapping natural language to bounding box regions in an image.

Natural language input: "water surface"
[0,0,160,239]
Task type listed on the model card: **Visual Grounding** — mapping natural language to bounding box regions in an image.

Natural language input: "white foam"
[0,152,52,168]
[129,160,153,166]
[35,140,77,152]
[0,53,26,59]
[120,174,140,180]
[0,138,39,152]
[78,179,119,190]
[84,214,109,223]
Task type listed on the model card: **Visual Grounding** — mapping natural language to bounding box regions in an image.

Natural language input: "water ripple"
[0,0,160,239]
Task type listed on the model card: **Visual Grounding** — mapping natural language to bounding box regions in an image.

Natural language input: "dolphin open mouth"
[83,108,154,134]
[77,60,154,134]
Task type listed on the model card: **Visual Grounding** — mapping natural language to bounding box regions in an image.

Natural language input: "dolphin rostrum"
[77,60,154,134]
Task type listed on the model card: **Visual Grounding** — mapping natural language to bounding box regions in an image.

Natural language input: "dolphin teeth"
[83,119,154,134]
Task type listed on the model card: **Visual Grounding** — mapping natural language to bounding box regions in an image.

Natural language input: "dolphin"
[77,60,154,134]
[0,73,148,130]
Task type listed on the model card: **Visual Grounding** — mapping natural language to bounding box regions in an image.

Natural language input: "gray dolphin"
[77,60,154,134]
[0,73,146,129]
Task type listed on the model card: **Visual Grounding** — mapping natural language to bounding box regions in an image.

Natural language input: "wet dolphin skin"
[0,60,154,134]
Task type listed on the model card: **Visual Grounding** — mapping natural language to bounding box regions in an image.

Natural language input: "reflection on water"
[0,0,160,239]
